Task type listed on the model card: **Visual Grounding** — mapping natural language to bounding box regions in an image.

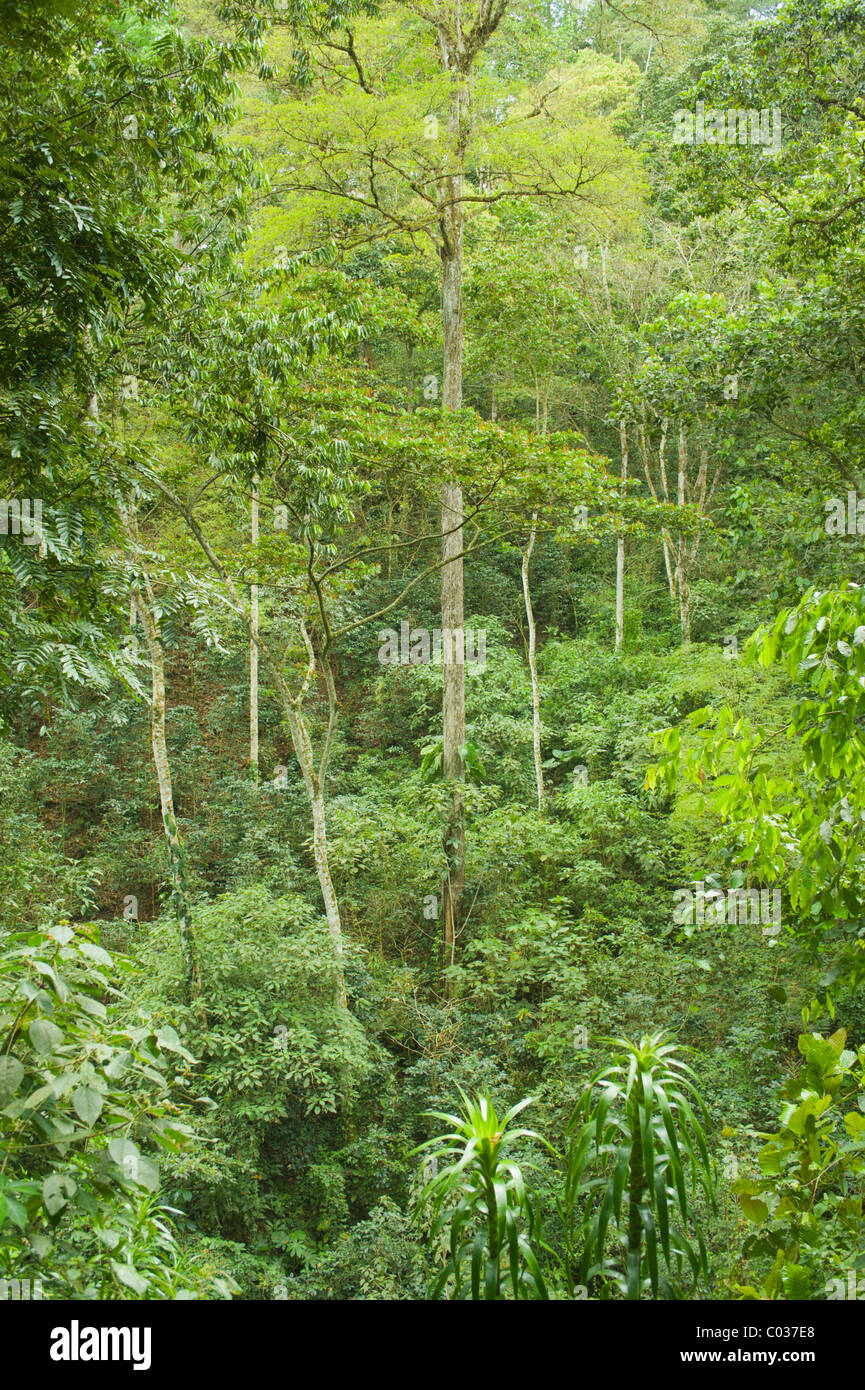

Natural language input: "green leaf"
[110,1261,149,1296]
[72,1086,103,1126]
[77,941,113,967]
[43,1173,76,1216]
[2,1194,28,1230]
[0,1056,25,1103]
[28,1018,64,1054]
[155,1024,184,1052]
[781,1264,811,1299]
[739,1192,769,1223]
[132,1155,160,1193]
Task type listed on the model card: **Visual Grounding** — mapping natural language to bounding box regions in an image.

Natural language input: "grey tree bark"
[615,420,629,652]
[439,42,469,972]
[521,513,543,813]
[134,581,203,1011]
[250,474,260,778]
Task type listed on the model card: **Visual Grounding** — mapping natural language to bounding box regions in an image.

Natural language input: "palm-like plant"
[415,1090,550,1300]
[564,1032,715,1299]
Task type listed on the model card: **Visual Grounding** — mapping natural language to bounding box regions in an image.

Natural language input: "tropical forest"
[2,0,865,1321]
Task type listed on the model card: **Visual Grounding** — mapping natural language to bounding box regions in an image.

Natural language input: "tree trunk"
[441,473,465,972]
[271,629,347,1010]
[135,588,203,1010]
[521,512,543,814]
[676,423,691,645]
[661,535,676,604]
[677,566,692,645]
[597,242,628,653]
[250,474,259,779]
[311,786,346,1009]
[439,67,467,975]
[640,414,676,605]
[615,420,628,652]
[126,474,348,1010]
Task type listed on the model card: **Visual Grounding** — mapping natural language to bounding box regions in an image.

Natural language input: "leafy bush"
[731,1028,865,1300]
[0,922,229,1298]
[129,887,375,1237]
[281,1198,427,1300]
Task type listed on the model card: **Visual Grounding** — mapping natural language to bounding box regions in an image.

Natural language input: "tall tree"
[121,506,206,1011]
[254,0,641,954]
[250,474,260,779]
[624,293,744,644]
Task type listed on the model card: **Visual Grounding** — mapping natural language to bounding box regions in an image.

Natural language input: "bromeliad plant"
[564,1032,715,1299]
[414,1090,550,1300]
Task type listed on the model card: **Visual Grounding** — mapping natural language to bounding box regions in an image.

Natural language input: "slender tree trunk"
[134,587,203,1010]
[677,561,692,644]
[281,690,346,1009]
[250,474,259,779]
[676,423,691,645]
[615,420,628,652]
[128,595,138,661]
[439,65,467,975]
[661,535,675,603]
[521,512,543,814]
[658,423,676,603]
[597,241,629,652]
[311,786,345,1006]
[441,470,465,973]
[521,380,547,814]
[638,414,677,606]
[135,481,348,1009]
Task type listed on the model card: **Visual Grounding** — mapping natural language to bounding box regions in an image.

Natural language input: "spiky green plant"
[565,1032,715,1299]
[414,1090,550,1300]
